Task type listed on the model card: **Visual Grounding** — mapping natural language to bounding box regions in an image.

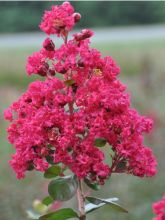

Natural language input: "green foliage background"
[1,1,165,33]
[0,1,165,220]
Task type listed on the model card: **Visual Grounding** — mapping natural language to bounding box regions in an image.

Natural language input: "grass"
[0,39,165,220]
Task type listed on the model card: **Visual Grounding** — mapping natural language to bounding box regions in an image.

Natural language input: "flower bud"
[78,60,85,68]
[74,29,93,41]
[98,179,105,185]
[43,38,55,51]
[72,83,78,93]
[74,33,83,41]
[81,29,93,39]
[38,63,49,76]
[27,161,34,171]
[62,1,70,7]
[58,67,67,74]
[73,13,81,23]
[49,68,56,76]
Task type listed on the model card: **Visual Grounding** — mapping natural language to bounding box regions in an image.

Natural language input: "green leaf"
[45,155,55,165]
[85,197,128,214]
[42,196,54,206]
[94,138,107,147]
[44,165,62,179]
[84,178,100,191]
[48,175,78,201]
[64,79,75,86]
[39,208,78,220]
[85,203,102,213]
[86,196,118,205]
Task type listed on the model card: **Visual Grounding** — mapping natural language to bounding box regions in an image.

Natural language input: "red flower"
[39,2,77,36]
[5,2,157,184]
[153,195,165,220]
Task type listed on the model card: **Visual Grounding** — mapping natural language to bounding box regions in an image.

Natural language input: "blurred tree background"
[0,1,165,220]
[1,1,165,33]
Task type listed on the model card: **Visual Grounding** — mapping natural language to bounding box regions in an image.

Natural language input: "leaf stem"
[77,179,86,220]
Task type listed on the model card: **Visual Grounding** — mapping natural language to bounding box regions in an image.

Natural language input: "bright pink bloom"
[153,195,165,220]
[26,50,48,76]
[5,2,157,184]
[26,47,55,76]
[39,2,77,36]
[4,108,13,121]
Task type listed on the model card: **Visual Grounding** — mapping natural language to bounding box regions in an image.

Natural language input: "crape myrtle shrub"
[4,2,158,220]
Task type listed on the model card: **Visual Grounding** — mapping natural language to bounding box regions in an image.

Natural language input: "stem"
[61,31,68,45]
[64,34,68,44]
[77,179,86,220]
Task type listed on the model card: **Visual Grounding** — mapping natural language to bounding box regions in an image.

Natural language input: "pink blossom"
[153,195,165,220]
[26,50,48,76]
[26,48,55,76]
[5,2,157,183]
[34,158,49,171]
[39,2,76,36]
[4,108,13,121]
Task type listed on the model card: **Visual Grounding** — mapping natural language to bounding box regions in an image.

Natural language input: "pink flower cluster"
[153,195,165,220]
[39,1,80,36]
[4,2,157,183]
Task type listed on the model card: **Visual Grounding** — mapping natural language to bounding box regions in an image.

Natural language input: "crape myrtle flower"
[5,2,157,185]
[39,2,80,36]
[153,195,165,220]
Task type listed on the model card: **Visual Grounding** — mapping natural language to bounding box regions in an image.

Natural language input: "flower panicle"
[4,1,157,184]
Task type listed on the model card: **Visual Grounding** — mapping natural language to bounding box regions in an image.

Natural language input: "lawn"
[0,39,165,220]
